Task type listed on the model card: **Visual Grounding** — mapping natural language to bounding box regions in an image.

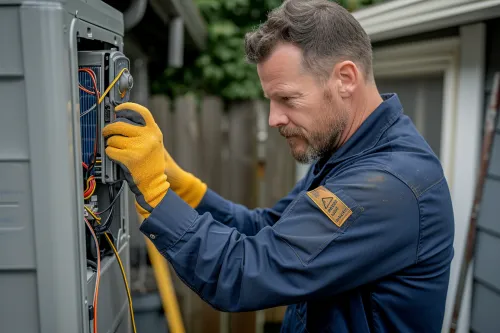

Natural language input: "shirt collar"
[313,93,403,175]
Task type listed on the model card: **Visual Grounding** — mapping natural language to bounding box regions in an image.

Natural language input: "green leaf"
[153,0,385,101]
[209,21,239,37]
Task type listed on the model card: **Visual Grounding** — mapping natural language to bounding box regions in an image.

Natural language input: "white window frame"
[372,36,460,186]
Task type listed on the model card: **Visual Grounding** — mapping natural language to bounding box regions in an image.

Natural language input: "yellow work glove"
[102,102,169,220]
[163,148,207,208]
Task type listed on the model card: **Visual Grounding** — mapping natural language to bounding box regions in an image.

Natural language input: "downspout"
[123,0,148,30]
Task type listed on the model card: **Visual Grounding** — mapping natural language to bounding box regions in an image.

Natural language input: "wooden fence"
[130,94,297,333]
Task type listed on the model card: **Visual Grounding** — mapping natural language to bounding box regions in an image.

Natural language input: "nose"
[268,101,289,128]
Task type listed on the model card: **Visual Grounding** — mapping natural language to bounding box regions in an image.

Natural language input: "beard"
[279,90,349,164]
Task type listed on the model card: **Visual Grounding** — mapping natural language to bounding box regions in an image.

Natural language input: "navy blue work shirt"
[140,93,455,332]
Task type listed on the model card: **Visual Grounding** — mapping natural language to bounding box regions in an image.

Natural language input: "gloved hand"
[163,148,207,208]
[102,102,169,220]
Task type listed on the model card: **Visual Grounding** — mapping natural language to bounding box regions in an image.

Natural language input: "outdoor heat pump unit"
[0,1,135,333]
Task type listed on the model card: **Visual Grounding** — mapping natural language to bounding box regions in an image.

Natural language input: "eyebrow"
[265,90,302,99]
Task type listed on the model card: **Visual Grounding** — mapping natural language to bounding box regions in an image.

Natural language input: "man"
[102,0,455,331]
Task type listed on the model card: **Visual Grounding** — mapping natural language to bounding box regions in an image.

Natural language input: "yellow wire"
[82,67,136,332]
[103,232,138,333]
[84,177,97,200]
[84,205,100,221]
[98,68,128,105]
[85,206,137,333]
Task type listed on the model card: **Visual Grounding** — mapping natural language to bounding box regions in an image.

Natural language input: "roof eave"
[353,0,500,42]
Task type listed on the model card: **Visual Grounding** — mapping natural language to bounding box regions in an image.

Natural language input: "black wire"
[87,259,97,270]
[108,184,115,222]
[94,181,125,234]
[97,180,125,215]
[95,186,115,234]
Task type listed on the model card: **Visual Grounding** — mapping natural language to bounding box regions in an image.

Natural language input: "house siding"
[470,17,500,333]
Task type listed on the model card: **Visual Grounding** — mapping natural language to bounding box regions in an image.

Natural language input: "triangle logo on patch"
[322,197,333,209]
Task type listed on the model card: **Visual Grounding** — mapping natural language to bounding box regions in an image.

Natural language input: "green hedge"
[151,0,384,102]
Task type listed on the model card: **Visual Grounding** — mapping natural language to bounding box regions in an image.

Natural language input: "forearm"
[195,188,280,236]
[140,190,307,312]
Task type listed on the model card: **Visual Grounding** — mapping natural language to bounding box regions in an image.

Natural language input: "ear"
[333,60,359,98]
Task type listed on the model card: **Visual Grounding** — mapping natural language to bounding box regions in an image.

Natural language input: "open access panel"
[74,18,135,333]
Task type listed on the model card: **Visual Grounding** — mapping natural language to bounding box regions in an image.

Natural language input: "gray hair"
[244,0,373,82]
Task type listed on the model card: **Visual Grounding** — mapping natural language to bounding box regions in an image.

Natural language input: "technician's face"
[257,43,350,164]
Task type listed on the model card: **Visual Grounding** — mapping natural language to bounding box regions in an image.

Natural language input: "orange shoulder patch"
[306,186,352,227]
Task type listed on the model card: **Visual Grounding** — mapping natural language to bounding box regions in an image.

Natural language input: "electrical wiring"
[79,68,100,99]
[102,232,137,333]
[82,163,97,200]
[98,68,127,105]
[93,185,116,235]
[96,181,126,215]
[84,176,97,200]
[87,259,97,271]
[79,67,127,175]
[79,85,96,96]
[84,217,101,333]
[79,66,126,106]
[79,66,133,333]
[84,197,137,333]
[80,104,97,118]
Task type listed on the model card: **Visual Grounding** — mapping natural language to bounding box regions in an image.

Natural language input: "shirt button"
[149,234,156,240]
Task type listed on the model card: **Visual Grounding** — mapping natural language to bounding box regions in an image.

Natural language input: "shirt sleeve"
[194,171,309,236]
[139,167,420,312]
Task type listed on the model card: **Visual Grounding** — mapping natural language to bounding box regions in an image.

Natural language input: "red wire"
[84,217,100,333]
[79,68,100,99]
[84,176,96,199]
[79,85,95,95]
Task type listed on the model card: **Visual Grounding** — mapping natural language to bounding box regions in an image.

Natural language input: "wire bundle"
[82,162,97,200]
[79,67,136,333]
[84,190,135,333]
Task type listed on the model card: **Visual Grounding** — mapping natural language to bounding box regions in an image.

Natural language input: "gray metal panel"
[0,163,36,269]
[0,1,132,333]
[0,6,23,76]
[471,283,500,333]
[114,311,132,333]
[0,79,29,160]
[64,0,124,37]
[0,272,40,333]
[0,0,63,3]
[477,179,500,234]
[474,231,500,292]
[20,3,87,333]
[490,133,500,177]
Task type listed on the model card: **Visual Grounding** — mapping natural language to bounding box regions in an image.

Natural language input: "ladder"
[449,71,500,333]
